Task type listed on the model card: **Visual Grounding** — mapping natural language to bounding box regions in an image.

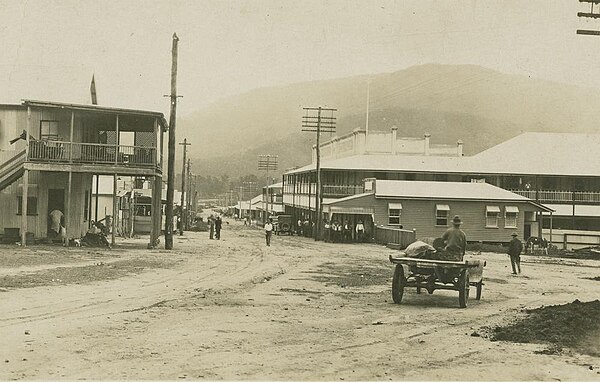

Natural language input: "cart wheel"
[392,264,406,304]
[458,271,470,308]
[476,281,483,300]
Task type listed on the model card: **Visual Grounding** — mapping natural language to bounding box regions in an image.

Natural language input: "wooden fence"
[374,225,416,249]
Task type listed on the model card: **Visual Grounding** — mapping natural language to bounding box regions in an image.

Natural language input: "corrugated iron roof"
[286,132,600,177]
[375,180,552,212]
[21,99,168,131]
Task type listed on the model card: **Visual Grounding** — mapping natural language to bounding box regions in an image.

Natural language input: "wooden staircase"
[0,150,26,191]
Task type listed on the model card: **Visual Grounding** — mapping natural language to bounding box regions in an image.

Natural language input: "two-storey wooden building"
[283,131,600,244]
[0,100,167,246]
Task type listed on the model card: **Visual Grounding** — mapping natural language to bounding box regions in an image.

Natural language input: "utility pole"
[258,154,278,223]
[179,138,191,235]
[187,158,192,228]
[302,107,337,241]
[164,33,180,250]
[578,1,600,35]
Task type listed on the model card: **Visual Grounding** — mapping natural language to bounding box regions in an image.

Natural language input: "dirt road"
[1,220,599,380]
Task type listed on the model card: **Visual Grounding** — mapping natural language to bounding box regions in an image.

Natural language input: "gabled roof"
[471,132,600,177]
[285,132,600,177]
[374,180,552,211]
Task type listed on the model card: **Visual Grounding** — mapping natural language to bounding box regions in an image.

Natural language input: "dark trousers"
[266,231,272,246]
[510,254,521,274]
[209,226,214,240]
[215,228,221,240]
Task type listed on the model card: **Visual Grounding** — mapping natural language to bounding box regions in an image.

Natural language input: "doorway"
[524,223,532,240]
[47,189,65,232]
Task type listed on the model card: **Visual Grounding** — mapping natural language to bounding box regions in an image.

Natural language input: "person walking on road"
[209,215,215,240]
[441,215,467,261]
[215,215,222,240]
[264,218,274,246]
[508,232,523,274]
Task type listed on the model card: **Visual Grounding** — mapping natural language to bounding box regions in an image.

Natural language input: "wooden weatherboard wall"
[0,171,93,239]
[327,193,539,243]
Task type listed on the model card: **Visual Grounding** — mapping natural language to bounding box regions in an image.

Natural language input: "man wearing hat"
[508,232,523,274]
[441,215,467,261]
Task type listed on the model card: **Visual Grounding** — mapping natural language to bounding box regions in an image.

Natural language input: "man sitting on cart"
[440,215,467,261]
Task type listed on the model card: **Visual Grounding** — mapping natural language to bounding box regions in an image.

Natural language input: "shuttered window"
[486,206,500,228]
[436,204,450,226]
[388,203,402,225]
[505,206,519,228]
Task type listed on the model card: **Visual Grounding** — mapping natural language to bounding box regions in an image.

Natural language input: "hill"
[179,63,600,179]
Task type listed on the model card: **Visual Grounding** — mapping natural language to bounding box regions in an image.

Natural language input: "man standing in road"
[508,232,523,274]
[441,215,467,261]
[215,215,222,240]
[264,218,274,246]
[208,215,215,240]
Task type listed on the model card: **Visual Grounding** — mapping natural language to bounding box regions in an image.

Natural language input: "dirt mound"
[492,299,600,356]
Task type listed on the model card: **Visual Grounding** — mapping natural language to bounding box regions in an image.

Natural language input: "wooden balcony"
[27,140,159,174]
[510,189,600,204]
[286,183,364,198]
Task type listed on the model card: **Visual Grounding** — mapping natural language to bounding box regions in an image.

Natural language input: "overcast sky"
[1,1,599,117]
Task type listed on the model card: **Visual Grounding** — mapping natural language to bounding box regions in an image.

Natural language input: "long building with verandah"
[283,130,600,247]
[323,179,551,244]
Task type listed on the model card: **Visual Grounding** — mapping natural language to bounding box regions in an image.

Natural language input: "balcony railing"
[28,140,157,168]
[322,184,364,197]
[510,189,600,204]
[288,183,364,197]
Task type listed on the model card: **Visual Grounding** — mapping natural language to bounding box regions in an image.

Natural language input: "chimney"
[391,126,398,154]
[457,140,464,157]
[424,133,431,156]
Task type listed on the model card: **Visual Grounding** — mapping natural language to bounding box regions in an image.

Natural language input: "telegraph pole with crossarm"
[178,138,191,235]
[302,107,337,241]
[258,154,278,223]
[164,33,182,250]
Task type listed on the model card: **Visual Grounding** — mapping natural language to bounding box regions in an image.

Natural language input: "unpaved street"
[1,220,600,380]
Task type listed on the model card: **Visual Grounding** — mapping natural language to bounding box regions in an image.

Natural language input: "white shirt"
[49,209,64,232]
[356,223,364,232]
[265,223,273,232]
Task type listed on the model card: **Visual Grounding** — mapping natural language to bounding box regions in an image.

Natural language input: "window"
[16,196,38,215]
[388,202,402,225]
[486,206,500,228]
[40,120,59,140]
[505,206,519,228]
[436,204,450,226]
[84,190,90,221]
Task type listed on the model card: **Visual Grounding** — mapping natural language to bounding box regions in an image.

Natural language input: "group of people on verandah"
[294,217,367,242]
[322,219,366,243]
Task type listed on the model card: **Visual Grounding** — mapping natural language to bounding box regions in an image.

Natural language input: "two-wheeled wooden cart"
[389,255,485,308]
